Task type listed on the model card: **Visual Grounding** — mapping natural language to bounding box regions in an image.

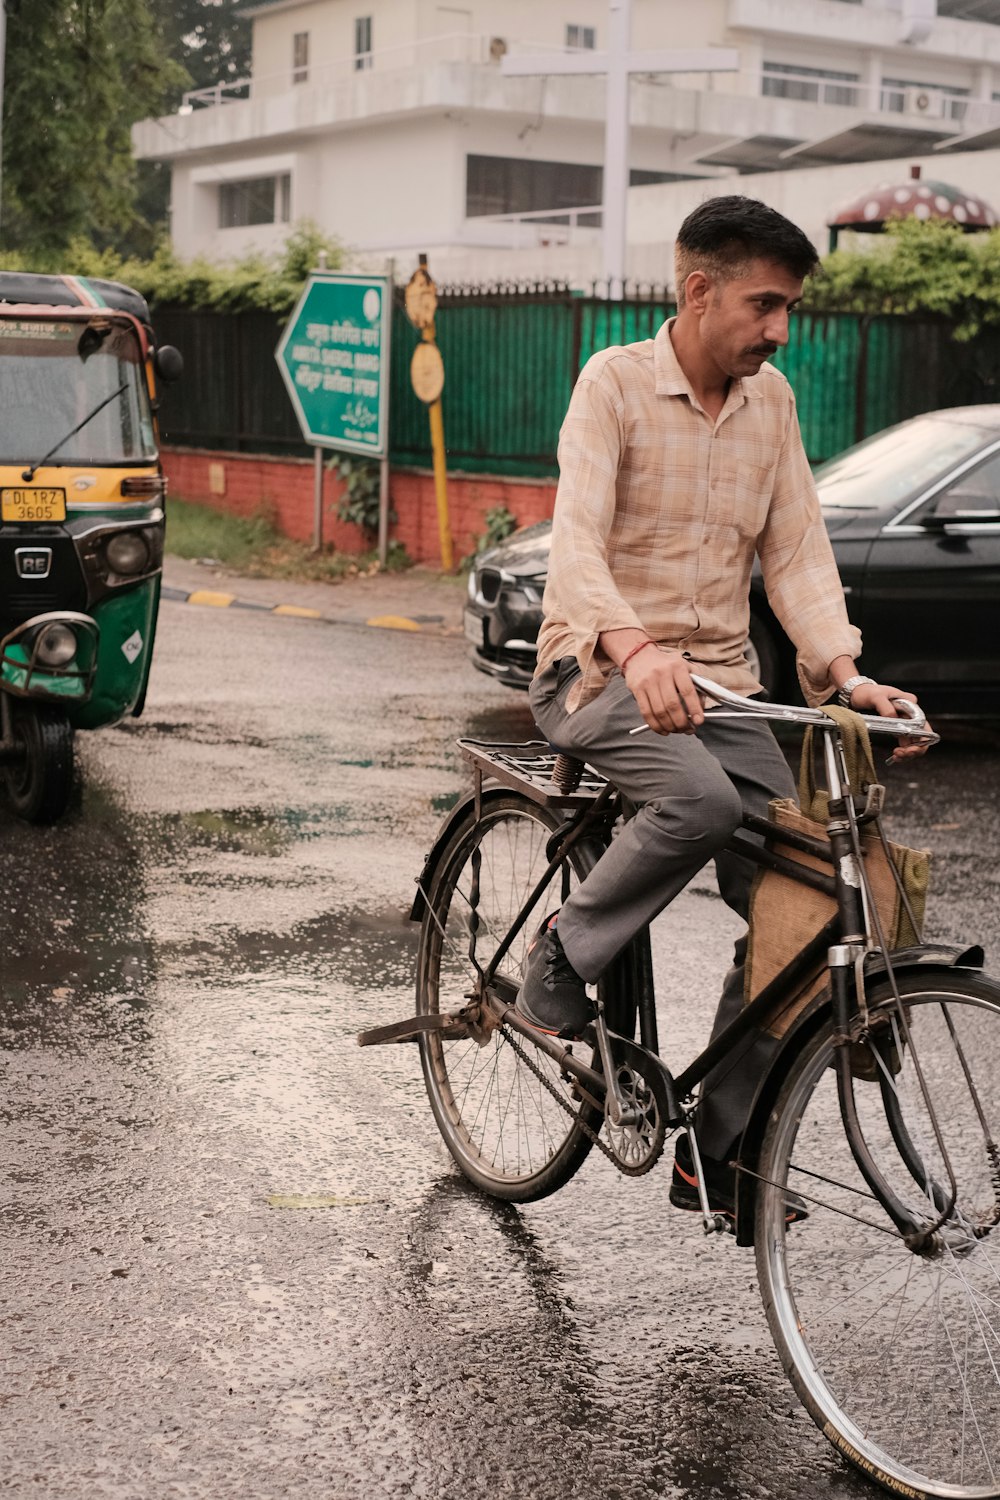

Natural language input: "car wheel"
[747,615,780,700]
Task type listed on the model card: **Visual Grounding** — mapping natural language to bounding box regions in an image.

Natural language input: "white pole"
[313,446,324,551]
[377,258,395,569]
[603,0,631,301]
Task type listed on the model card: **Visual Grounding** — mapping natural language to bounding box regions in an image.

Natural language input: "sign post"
[276,271,393,556]
[405,258,452,573]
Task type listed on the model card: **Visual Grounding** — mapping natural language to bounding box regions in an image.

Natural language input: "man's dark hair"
[674,196,819,306]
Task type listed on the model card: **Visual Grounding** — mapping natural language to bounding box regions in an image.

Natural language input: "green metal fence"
[154,293,1000,478]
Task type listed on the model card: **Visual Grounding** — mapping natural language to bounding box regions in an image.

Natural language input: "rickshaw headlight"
[36,623,78,667]
[105,531,151,576]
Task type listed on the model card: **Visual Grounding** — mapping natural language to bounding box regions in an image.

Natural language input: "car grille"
[479,568,502,605]
[0,533,88,626]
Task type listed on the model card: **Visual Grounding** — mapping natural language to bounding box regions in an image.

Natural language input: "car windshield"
[815,415,996,511]
[0,318,156,465]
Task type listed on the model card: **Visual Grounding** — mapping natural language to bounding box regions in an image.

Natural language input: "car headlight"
[35,623,78,667]
[468,570,478,600]
[104,531,151,576]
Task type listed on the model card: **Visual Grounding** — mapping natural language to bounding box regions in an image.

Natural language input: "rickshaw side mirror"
[154,345,184,383]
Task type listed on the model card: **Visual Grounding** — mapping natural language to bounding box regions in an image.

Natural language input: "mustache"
[746,344,778,356]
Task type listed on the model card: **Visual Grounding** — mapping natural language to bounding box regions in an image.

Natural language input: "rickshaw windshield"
[0,318,157,466]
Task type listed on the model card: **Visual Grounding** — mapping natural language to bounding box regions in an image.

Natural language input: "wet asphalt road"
[2,598,999,1500]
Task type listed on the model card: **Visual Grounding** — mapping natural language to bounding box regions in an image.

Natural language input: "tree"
[1,0,186,257]
[160,0,251,105]
[806,217,1000,339]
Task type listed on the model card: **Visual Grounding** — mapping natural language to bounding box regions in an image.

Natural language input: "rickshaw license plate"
[1,487,67,523]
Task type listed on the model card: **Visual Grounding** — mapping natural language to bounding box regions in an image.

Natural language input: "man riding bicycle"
[519,196,929,1218]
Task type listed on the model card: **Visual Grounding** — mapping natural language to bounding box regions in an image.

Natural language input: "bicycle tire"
[755,969,1000,1499]
[416,793,634,1203]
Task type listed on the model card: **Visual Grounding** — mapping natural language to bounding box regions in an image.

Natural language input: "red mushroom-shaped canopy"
[828,178,997,232]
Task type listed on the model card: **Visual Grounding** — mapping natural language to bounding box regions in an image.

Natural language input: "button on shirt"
[536,319,861,710]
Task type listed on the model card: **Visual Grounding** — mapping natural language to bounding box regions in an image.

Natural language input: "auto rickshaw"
[0,273,182,822]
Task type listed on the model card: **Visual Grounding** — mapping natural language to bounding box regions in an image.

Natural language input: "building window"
[218,174,291,229]
[465,155,678,219]
[762,60,860,108]
[355,16,373,70]
[566,24,596,49]
[292,32,309,84]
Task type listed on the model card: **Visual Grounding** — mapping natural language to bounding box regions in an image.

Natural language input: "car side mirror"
[154,345,184,383]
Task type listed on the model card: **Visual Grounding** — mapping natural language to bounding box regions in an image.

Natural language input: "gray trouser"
[529,660,797,1158]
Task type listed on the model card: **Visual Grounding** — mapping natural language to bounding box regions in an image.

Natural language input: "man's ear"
[683,270,712,314]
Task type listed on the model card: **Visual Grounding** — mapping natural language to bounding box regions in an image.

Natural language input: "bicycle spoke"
[757,979,1000,1496]
[418,799,608,1199]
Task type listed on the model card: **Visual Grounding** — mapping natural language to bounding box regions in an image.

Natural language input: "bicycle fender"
[733,941,984,1247]
[408,786,509,922]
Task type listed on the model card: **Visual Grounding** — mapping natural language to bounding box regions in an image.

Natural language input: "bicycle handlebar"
[630,674,939,745]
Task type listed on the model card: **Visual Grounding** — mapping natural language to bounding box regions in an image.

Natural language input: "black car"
[464,406,1000,716]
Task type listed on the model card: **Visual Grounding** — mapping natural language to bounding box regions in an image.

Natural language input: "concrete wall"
[163,447,557,564]
[252,0,421,97]
[626,143,1000,283]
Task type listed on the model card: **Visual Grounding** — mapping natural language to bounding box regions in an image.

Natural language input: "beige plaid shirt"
[536,318,861,710]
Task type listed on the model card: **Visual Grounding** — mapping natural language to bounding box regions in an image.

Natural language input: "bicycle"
[360,677,1000,1500]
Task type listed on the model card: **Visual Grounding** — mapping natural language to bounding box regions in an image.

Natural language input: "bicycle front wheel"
[756,971,1000,1499]
[417,793,631,1203]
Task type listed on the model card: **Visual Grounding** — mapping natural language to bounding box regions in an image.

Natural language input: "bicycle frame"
[455,688,971,1246]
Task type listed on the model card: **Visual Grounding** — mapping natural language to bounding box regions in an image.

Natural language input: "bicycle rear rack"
[457,739,608,808]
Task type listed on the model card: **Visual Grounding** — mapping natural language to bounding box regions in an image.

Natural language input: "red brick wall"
[161,448,556,566]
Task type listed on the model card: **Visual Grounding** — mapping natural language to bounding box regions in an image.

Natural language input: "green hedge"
[0,223,343,315]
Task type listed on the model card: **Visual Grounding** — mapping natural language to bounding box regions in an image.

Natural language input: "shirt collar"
[653,318,766,409]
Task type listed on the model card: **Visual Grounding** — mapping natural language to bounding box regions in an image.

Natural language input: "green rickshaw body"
[71,573,161,730]
[0,273,174,729]
[0,272,181,821]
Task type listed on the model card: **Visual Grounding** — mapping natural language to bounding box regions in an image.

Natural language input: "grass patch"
[165,498,410,582]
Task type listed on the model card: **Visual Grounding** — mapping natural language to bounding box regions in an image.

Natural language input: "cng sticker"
[121,630,143,664]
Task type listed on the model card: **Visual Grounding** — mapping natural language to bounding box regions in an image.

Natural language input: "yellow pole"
[427,395,452,573]
[421,321,452,572]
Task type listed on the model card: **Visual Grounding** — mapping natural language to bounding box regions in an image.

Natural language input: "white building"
[133,0,1000,282]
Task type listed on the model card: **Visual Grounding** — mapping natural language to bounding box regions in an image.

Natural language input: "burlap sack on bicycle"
[744,706,929,1039]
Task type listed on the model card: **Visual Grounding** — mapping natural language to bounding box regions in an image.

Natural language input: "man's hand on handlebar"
[624,646,704,735]
[847,681,933,764]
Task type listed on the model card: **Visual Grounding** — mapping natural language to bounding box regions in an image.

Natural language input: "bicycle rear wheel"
[417,793,632,1203]
[756,971,1000,1499]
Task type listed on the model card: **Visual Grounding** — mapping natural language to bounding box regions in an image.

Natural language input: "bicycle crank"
[602,1037,668,1176]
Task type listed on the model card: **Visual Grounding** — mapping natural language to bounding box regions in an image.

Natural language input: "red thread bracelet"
[620,639,657,674]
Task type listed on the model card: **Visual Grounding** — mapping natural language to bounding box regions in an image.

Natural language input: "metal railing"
[180,33,564,110]
[759,65,1000,130]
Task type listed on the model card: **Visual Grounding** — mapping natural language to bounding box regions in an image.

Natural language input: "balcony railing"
[759,65,1000,130]
[179,32,572,111]
[468,204,604,248]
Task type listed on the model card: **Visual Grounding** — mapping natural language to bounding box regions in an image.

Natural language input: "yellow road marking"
[273,604,322,619]
[188,590,236,608]
[366,614,421,632]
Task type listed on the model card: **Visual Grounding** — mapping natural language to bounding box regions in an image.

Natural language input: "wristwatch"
[837,674,876,708]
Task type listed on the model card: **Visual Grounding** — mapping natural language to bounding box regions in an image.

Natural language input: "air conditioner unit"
[903,86,944,118]
[489,36,508,62]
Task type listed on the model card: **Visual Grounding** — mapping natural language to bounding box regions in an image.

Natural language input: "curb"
[160,585,450,636]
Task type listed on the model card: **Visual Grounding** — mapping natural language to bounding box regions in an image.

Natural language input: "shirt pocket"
[731,462,776,541]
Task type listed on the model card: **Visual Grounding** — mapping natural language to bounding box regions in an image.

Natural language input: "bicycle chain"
[499,1022,652,1175]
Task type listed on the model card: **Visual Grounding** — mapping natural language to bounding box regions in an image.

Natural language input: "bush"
[0,222,344,315]
[806,218,1000,339]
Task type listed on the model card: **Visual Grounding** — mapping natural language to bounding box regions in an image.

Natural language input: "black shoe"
[669,1132,809,1224]
[517,914,595,1040]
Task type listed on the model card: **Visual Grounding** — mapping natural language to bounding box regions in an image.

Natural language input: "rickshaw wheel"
[4,703,74,824]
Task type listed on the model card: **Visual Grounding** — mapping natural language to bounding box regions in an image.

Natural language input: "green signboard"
[275,273,392,457]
